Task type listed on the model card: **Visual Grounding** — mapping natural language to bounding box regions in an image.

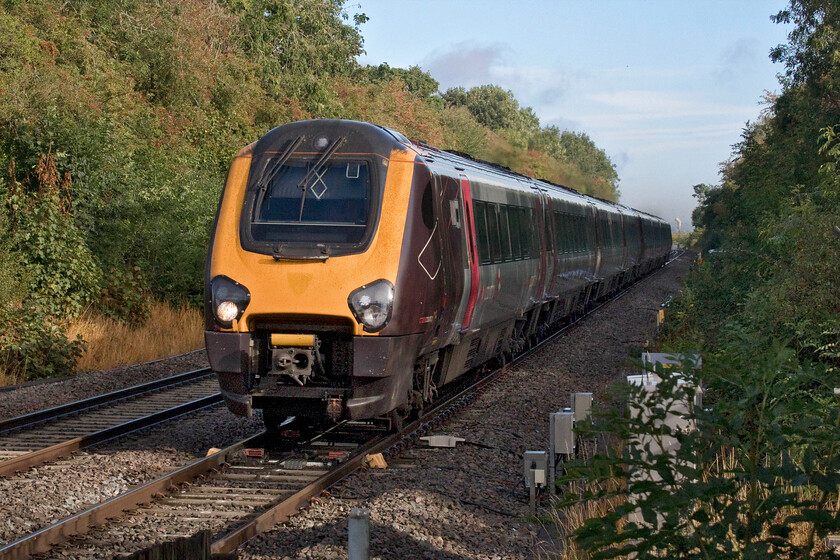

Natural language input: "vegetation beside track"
[554,2,840,557]
[0,0,619,381]
[67,303,203,374]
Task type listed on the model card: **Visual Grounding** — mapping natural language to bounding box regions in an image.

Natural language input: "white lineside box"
[626,353,702,528]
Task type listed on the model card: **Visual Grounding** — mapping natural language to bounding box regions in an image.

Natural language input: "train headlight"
[348,279,394,332]
[211,275,251,328]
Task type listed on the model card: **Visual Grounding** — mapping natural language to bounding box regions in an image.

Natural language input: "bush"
[0,308,85,380]
[6,154,102,318]
[562,341,840,559]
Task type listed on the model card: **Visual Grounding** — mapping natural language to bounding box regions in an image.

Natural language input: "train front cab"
[205,120,439,423]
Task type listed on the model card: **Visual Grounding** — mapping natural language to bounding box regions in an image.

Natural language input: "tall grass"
[542,480,626,560]
[0,368,23,387]
[67,303,204,372]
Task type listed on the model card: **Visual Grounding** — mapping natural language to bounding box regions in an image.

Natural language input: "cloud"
[422,42,571,108]
[585,90,752,121]
[613,150,630,171]
[714,38,761,85]
[536,85,568,107]
[423,42,512,90]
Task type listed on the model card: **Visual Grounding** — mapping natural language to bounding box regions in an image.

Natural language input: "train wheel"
[388,409,405,433]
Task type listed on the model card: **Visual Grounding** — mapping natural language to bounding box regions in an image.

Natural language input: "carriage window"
[574,215,582,252]
[543,212,553,254]
[518,207,531,259]
[554,212,565,254]
[599,216,609,249]
[499,205,513,262]
[562,215,570,252]
[488,204,503,263]
[473,201,491,265]
[568,215,576,252]
[509,206,522,259]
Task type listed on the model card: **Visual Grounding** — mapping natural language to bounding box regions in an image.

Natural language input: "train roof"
[403,130,667,225]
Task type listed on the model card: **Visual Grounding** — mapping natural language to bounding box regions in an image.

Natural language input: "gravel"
[3,254,689,558]
[0,351,263,549]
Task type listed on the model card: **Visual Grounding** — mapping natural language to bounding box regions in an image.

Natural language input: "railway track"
[0,368,221,478]
[0,256,685,559]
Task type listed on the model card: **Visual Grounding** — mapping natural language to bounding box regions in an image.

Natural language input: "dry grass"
[0,369,24,387]
[67,302,204,372]
[545,477,626,560]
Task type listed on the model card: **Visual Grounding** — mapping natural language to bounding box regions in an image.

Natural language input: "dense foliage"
[0,0,619,378]
[562,1,840,556]
[681,0,840,364]
[566,348,840,559]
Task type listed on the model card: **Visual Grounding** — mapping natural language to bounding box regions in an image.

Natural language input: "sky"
[352,0,793,232]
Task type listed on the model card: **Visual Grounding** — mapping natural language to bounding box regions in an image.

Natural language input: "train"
[204,119,671,430]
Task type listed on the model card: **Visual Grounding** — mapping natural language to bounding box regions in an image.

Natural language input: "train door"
[532,188,548,303]
[431,173,474,347]
[542,195,558,299]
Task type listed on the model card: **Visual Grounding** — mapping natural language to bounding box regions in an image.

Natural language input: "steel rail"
[0,393,222,477]
[0,435,259,559]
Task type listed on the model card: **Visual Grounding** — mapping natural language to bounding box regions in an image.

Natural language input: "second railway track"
[0,368,221,477]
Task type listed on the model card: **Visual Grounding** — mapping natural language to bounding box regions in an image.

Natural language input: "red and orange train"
[204,119,671,429]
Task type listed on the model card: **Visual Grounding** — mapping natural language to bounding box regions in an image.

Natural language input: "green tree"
[443,84,524,131]
[558,130,619,192]
[442,84,618,196]
[771,0,840,90]
[363,63,440,100]
[222,0,365,108]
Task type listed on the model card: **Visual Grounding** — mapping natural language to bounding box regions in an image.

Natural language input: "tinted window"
[519,207,531,258]
[421,182,434,230]
[488,204,502,263]
[600,216,609,248]
[473,201,491,265]
[251,160,370,244]
[500,206,513,261]
[509,206,522,259]
[543,212,553,254]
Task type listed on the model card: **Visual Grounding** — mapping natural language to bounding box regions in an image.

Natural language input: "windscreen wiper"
[252,136,304,221]
[256,136,304,190]
[298,136,347,221]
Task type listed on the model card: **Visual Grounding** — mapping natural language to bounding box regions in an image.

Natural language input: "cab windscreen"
[245,159,373,249]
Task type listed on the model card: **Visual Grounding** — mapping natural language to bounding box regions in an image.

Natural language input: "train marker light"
[216,301,239,322]
[348,279,394,332]
[211,275,251,328]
